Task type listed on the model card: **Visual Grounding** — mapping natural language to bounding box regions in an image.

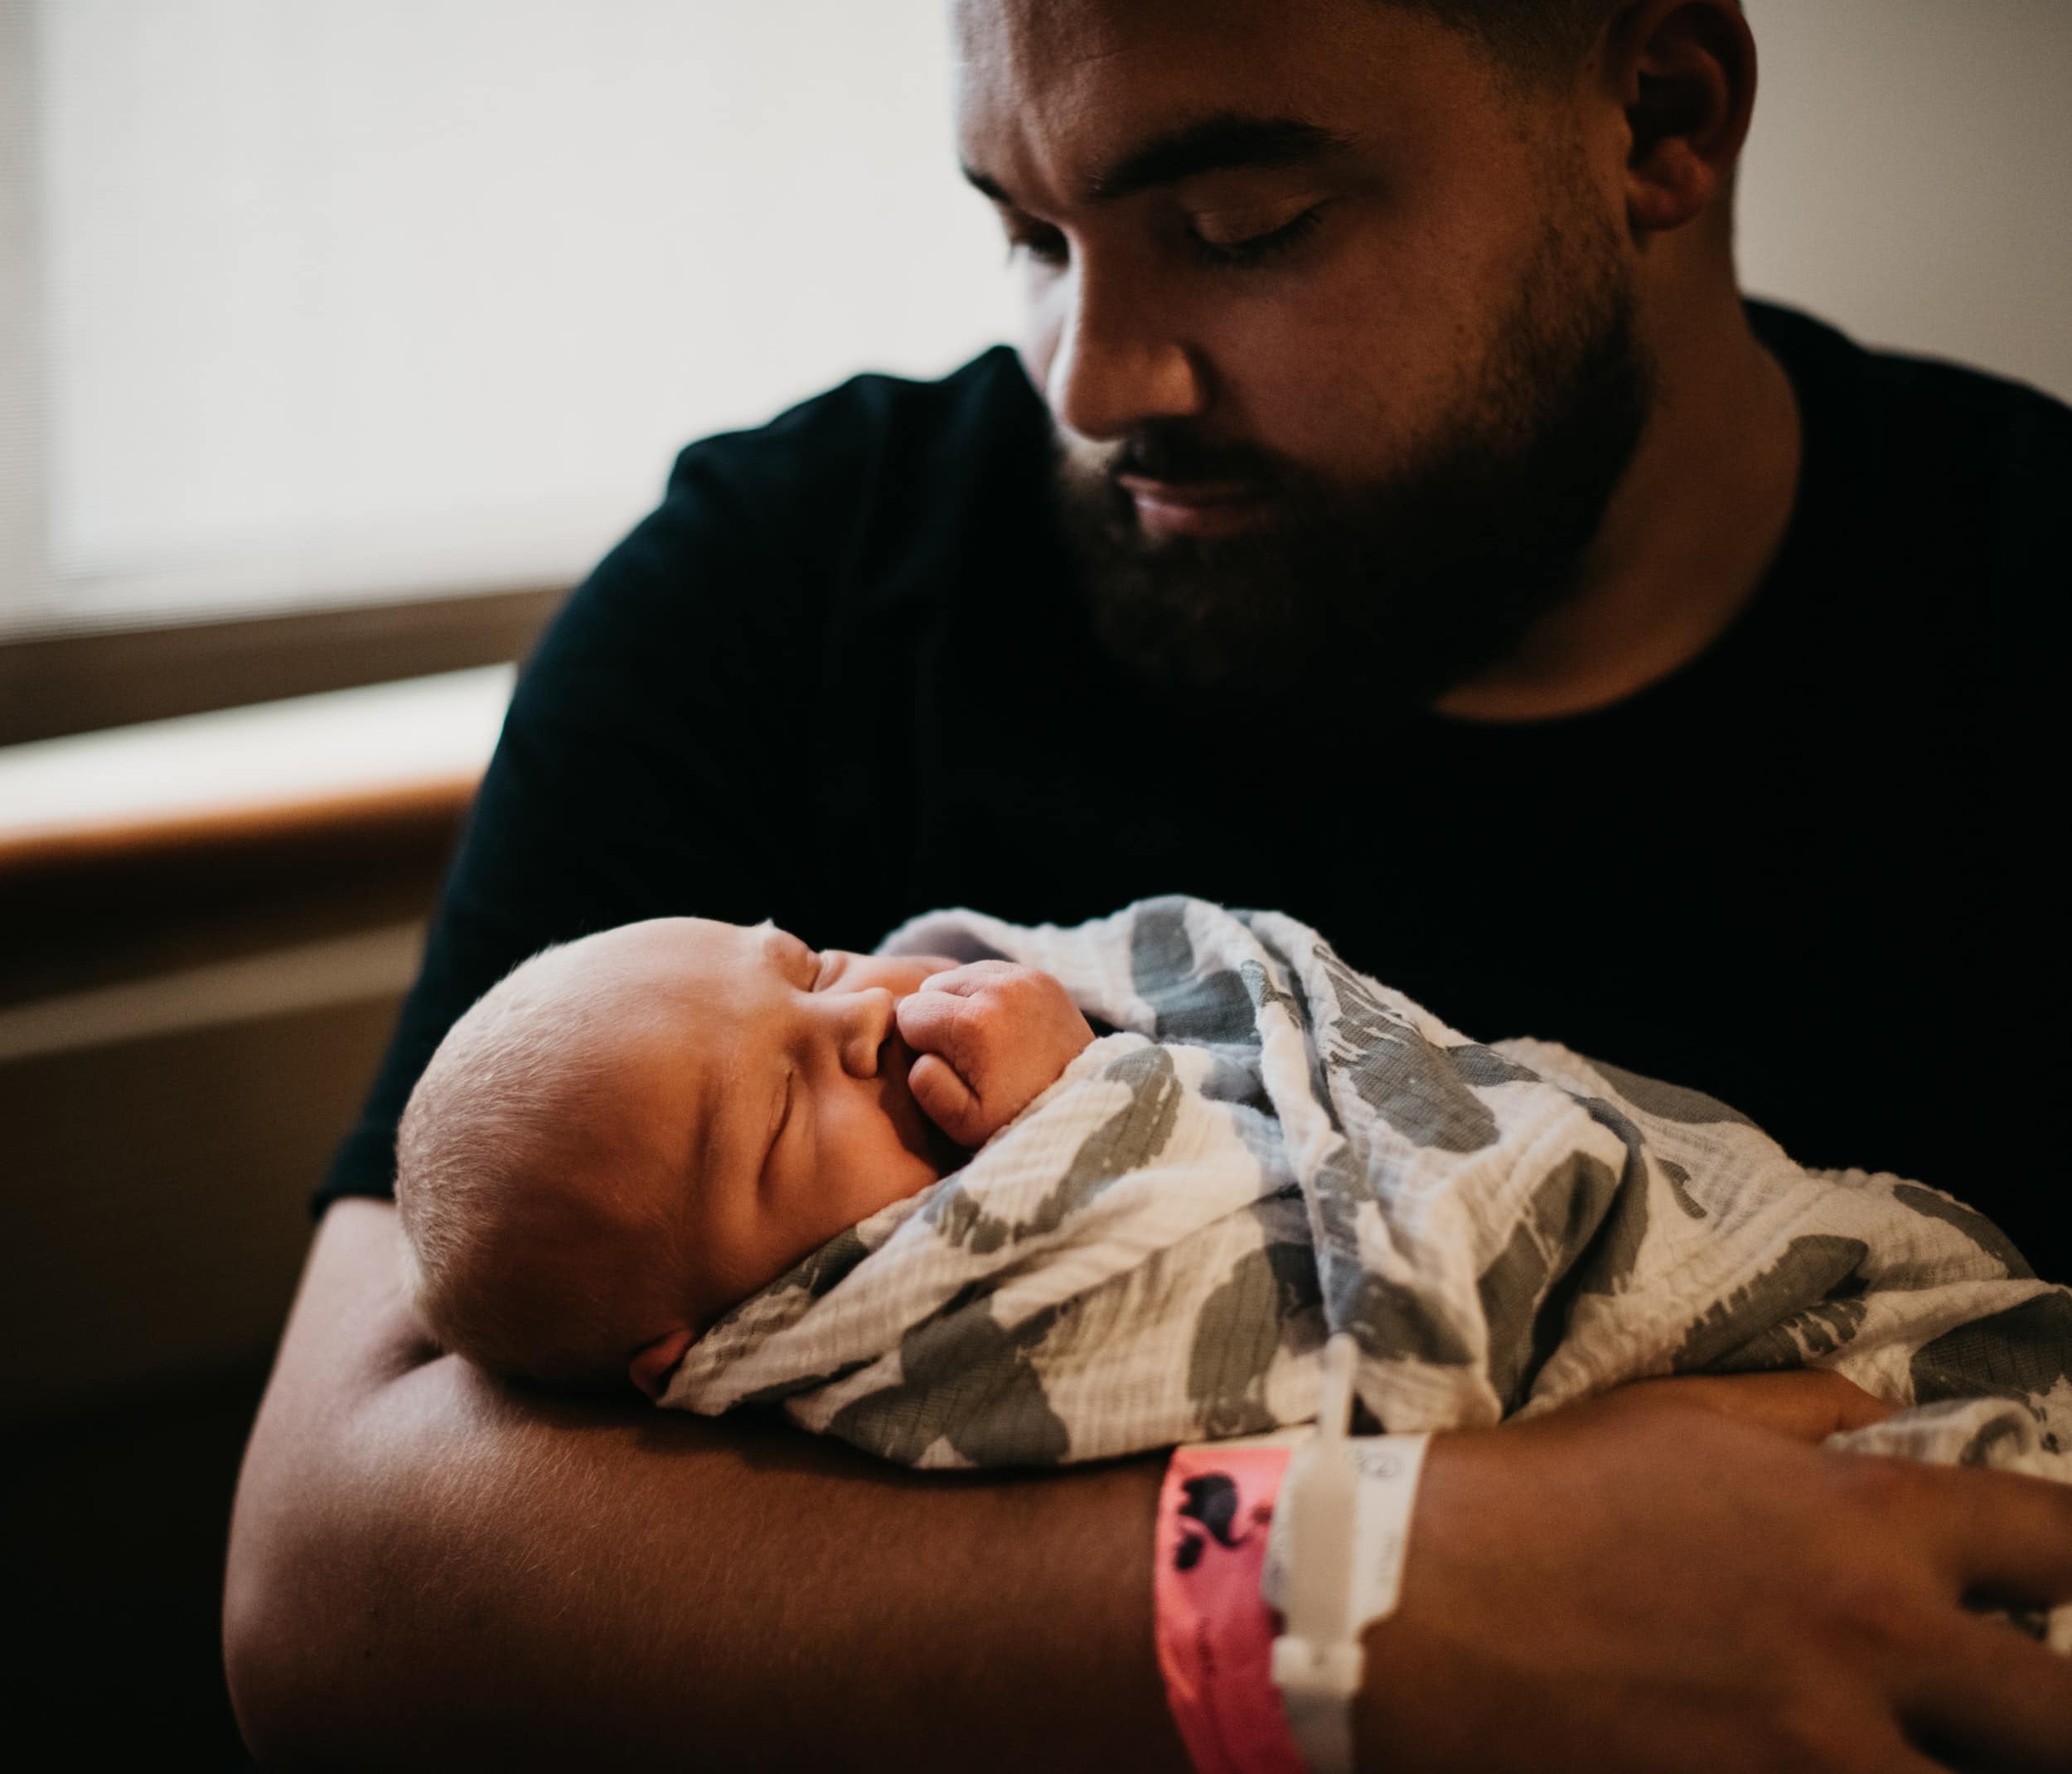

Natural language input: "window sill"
[0,583,557,748]
[0,665,513,1011]
[0,665,514,876]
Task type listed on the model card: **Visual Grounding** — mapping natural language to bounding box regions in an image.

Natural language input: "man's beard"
[1050,209,1655,717]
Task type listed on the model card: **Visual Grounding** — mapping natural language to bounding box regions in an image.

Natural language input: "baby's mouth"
[882,1032,971,1176]
[920,1116,969,1177]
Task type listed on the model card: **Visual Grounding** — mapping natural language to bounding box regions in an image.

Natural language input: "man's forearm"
[229,1202,2072,1773]
[224,1199,1190,1771]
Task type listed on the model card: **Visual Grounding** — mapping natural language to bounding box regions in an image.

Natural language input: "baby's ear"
[627,1326,698,1401]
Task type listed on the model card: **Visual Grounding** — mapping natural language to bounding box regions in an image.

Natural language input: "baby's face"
[564,917,960,1370]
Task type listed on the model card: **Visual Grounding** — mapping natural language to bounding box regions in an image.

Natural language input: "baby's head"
[395,916,961,1399]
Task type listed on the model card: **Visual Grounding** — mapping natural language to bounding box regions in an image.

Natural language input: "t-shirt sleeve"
[316,441,824,1208]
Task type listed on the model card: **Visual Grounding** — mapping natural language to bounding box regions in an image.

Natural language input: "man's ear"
[628,1325,698,1401]
[1610,0,1756,236]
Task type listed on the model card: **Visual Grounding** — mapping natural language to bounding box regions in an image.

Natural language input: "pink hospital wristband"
[1153,1440,1305,1774]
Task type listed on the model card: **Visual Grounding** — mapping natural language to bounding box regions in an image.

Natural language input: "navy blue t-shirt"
[322,302,2070,1278]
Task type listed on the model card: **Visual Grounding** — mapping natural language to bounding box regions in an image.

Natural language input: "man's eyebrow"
[961,114,1357,211]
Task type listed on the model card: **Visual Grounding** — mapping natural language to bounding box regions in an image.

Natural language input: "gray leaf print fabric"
[659,897,2070,1564]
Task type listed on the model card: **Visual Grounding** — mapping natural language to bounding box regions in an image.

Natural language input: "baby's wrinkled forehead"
[457,918,806,1176]
[510,918,749,1022]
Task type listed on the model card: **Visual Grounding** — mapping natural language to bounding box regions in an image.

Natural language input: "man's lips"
[1116,473,1274,538]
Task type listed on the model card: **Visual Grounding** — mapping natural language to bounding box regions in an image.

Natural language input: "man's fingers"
[1592,1370,1895,1443]
[908,1053,980,1146]
[1822,1723,1961,1774]
[1904,1611,2072,1772]
[1933,1460,2072,1607]
[1708,1370,1892,1439]
[1791,1369,1895,1436]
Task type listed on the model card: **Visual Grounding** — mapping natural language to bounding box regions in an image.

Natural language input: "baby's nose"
[836,986,898,1077]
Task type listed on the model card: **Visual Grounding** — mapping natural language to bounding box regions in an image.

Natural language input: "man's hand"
[230,1204,2072,1772]
[895,960,1096,1149]
[1359,1384,2072,1772]
[1585,1367,1895,1438]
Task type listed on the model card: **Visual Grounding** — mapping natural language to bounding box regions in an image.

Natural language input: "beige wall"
[1739,0,2072,402]
[1,814,453,1426]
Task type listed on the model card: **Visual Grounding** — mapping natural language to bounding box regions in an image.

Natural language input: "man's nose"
[832,986,898,1078]
[1042,259,1208,443]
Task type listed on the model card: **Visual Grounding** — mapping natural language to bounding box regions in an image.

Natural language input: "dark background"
[3,799,471,1762]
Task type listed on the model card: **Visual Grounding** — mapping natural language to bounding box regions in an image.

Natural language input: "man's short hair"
[1382,1,1740,85]
[1380,0,1621,80]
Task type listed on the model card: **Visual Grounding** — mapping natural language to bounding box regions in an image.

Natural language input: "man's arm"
[224,1198,1189,1770]
[226,1200,2072,1772]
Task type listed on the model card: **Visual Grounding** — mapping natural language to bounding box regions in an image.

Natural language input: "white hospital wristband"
[1263,1335,1432,1774]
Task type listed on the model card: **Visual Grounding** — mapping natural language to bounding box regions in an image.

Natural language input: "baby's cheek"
[816,1109,939,1234]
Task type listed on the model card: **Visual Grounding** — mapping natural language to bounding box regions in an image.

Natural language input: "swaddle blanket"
[662,897,2070,1494]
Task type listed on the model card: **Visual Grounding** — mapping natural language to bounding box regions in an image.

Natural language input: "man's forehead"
[950,0,1179,83]
[953,0,1315,131]
[950,0,1479,203]
[949,0,1382,73]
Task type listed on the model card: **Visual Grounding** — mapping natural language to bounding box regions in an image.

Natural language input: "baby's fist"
[896,960,1096,1150]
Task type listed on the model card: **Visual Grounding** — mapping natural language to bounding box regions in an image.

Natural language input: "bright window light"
[8,0,1018,635]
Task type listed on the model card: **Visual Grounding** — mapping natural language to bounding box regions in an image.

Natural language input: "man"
[225,1,2072,1767]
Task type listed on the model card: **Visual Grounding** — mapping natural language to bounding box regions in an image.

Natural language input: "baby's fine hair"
[395,942,665,1390]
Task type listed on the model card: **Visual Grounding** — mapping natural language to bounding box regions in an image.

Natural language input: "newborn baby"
[400,894,2066,1501]
[399,897,2070,1653]
[395,916,1098,1398]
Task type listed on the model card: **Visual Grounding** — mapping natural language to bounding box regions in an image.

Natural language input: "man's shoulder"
[1752,299,2071,508]
[540,345,1051,665]
[1751,300,2069,666]
[660,346,1049,548]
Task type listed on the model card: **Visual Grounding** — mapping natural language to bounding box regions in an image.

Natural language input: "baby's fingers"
[915,959,1022,997]
[894,986,977,1060]
[908,1052,983,1148]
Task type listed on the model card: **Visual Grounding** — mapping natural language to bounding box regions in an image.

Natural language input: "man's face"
[952,0,1653,708]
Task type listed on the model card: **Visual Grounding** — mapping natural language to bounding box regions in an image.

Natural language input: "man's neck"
[1435,288,1802,723]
